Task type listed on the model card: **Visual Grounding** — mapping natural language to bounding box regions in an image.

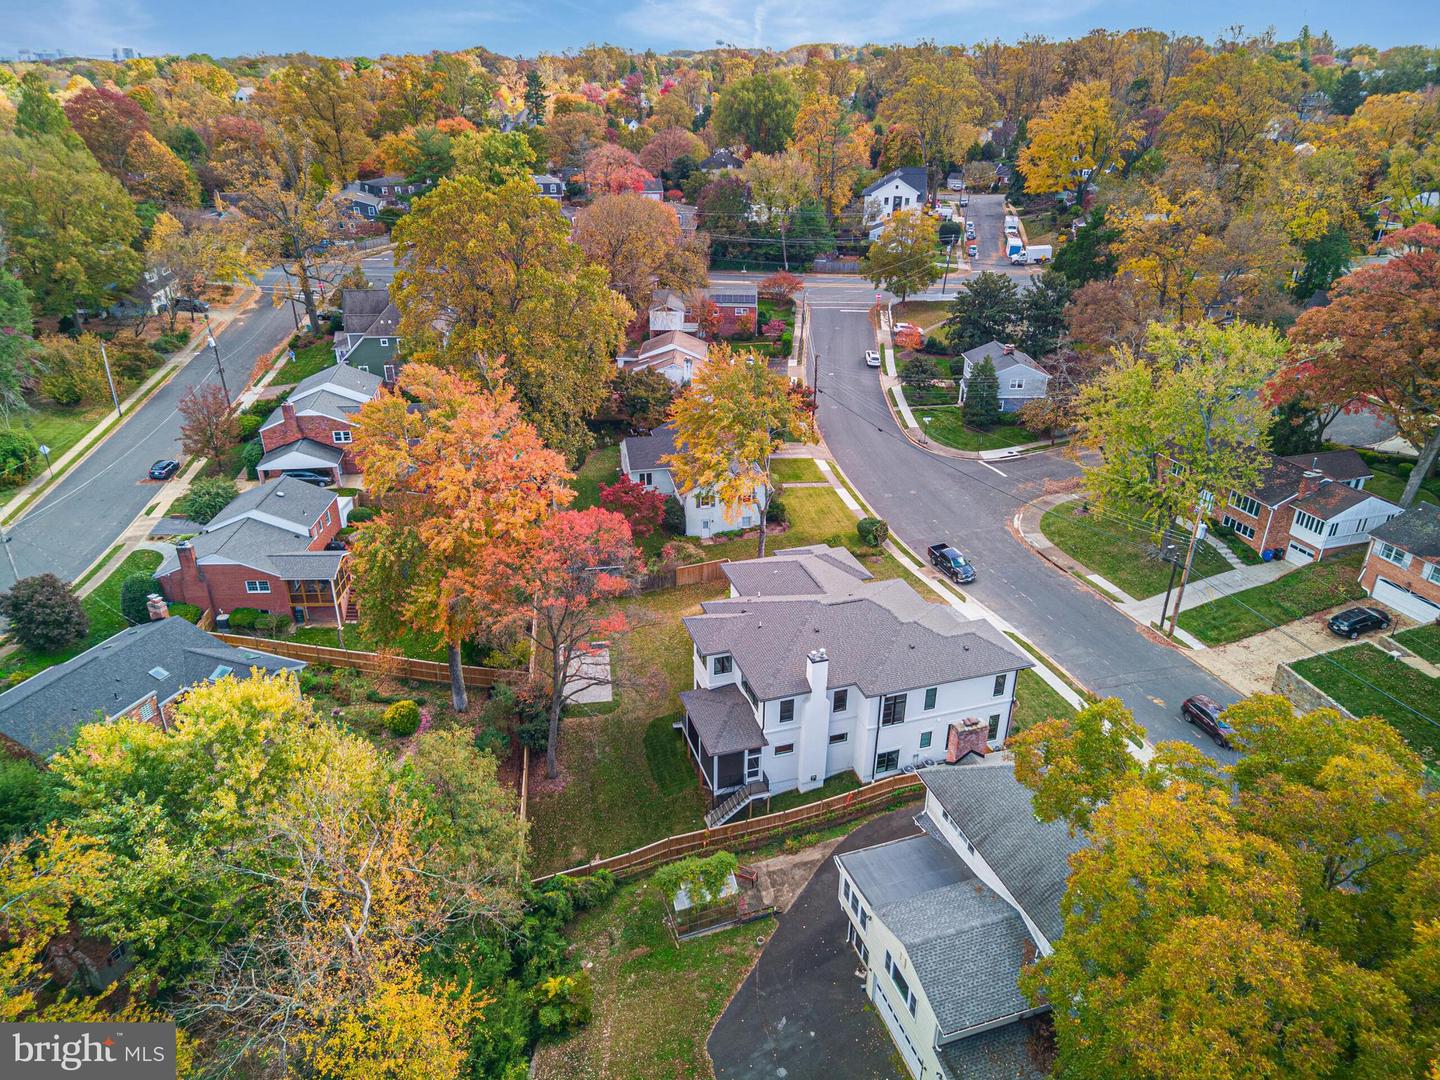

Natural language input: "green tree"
[176,476,240,524]
[1009,698,1144,832]
[0,573,88,653]
[0,135,143,319]
[961,356,1001,429]
[861,209,941,301]
[1019,268,1073,358]
[119,572,162,626]
[0,273,39,427]
[1329,68,1366,115]
[946,272,1022,350]
[452,129,537,186]
[1051,208,1119,284]
[713,72,801,154]
[524,68,546,121]
[1268,399,1328,456]
[14,71,72,140]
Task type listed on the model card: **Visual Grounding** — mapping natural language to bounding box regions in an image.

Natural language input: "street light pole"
[202,310,232,405]
[941,240,954,295]
[98,340,122,417]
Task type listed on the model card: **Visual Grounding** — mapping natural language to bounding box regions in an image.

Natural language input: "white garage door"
[1287,542,1317,565]
[1372,577,1440,624]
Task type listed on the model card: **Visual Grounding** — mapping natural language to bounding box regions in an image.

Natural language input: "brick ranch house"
[647,285,758,338]
[258,364,383,485]
[1163,449,1402,564]
[1360,502,1440,624]
[157,478,354,626]
[0,616,302,760]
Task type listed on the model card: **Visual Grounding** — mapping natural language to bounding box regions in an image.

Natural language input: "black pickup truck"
[928,543,976,584]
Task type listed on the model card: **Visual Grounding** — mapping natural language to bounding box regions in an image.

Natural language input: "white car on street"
[865,350,882,367]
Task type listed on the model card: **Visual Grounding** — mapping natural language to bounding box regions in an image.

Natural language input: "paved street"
[1,267,301,588]
[804,283,1239,755]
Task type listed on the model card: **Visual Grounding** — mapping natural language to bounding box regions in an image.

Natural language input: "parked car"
[927,543,976,584]
[1181,694,1235,749]
[281,470,334,486]
[864,350,882,368]
[965,224,976,239]
[893,322,919,336]
[967,242,979,259]
[1327,606,1392,639]
[148,459,180,480]
[172,297,209,313]
[959,195,969,207]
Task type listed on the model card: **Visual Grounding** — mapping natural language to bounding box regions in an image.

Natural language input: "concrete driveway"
[708,806,921,1080]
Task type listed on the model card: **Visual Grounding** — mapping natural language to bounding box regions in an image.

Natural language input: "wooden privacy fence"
[533,773,924,885]
[211,633,527,689]
[637,557,731,593]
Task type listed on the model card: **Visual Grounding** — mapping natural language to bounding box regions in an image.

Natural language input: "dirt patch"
[747,836,845,913]
[1189,601,1390,696]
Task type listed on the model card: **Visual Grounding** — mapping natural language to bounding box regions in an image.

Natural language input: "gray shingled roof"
[340,288,396,334]
[289,362,383,402]
[721,545,871,597]
[0,618,303,757]
[920,761,1084,945]
[862,166,928,198]
[707,283,757,306]
[1370,502,1440,558]
[258,439,345,471]
[621,424,678,473]
[961,342,1044,379]
[937,1017,1052,1080]
[1282,449,1372,483]
[207,476,336,533]
[1251,454,1315,506]
[679,685,766,754]
[684,569,1031,701]
[838,834,1034,1036]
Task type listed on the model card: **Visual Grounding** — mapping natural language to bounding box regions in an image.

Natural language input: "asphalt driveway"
[708,806,922,1080]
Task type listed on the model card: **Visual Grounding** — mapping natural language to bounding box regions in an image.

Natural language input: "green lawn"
[1177,550,1367,646]
[285,623,449,663]
[1394,624,1440,666]
[571,444,620,510]
[1011,667,1078,735]
[764,771,862,815]
[757,298,795,332]
[1039,502,1231,601]
[273,339,336,385]
[893,300,951,330]
[770,457,823,484]
[533,876,771,1080]
[1291,643,1440,769]
[913,408,1035,452]
[1358,454,1440,508]
[0,550,165,680]
[1212,530,1264,565]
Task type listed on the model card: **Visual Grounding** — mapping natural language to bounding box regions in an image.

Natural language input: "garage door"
[1372,577,1440,624]
[873,983,924,1079]
[1287,542,1317,565]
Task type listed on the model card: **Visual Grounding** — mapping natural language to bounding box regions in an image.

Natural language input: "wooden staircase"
[705,778,769,828]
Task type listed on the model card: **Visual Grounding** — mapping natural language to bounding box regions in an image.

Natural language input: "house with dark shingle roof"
[957,342,1050,414]
[615,330,708,385]
[1360,502,1440,623]
[0,617,304,759]
[834,759,1079,1080]
[679,545,1031,821]
[258,363,383,485]
[862,167,928,224]
[333,288,401,381]
[619,423,766,539]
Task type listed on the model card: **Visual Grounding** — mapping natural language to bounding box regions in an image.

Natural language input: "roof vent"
[148,666,170,680]
[275,490,286,497]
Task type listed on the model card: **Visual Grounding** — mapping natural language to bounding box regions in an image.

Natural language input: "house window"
[778,699,796,724]
[1295,510,1324,534]
[993,673,1008,697]
[383,365,397,381]
[884,952,918,1016]
[881,694,907,726]
[332,430,352,444]
[846,921,869,964]
[1229,494,1262,517]
[1009,379,1025,390]
[139,699,155,720]
[829,731,848,744]
[1377,542,1410,567]
[1424,562,1440,585]
[713,655,733,676]
[832,688,848,713]
[696,492,717,508]
[875,748,900,774]
[923,687,937,711]
[919,730,932,749]
[774,743,794,755]
[245,580,271,594]
[842,878,850,902]
[379,338,389,347]
[1221,515,1257,540]
[988,714,1001,740]
[637,472,654,487]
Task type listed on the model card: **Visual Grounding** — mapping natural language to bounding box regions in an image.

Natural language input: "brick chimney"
[1298,470,1327,498]
[270,401,301,448]
[146,593,169,620]
[946,717,990,762]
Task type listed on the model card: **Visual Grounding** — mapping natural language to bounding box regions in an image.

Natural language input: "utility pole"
[279,265,301,332]
[98,340,122,417]
[940,239,955,295]
[202,310,232,405]
[1166,508,1209,638]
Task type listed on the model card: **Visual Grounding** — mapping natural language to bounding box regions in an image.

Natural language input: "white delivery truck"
[1006,236,1025,259]
[1003,214,1021,236]
[1010,244,1053,265]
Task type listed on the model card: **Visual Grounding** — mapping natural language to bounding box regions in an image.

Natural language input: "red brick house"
[647,284,758,339]
[157,478,353,626]
[1360,502,1440,624]
[258,364,384,485]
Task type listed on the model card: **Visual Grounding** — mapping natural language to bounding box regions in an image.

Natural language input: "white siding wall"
[864,180,921,223]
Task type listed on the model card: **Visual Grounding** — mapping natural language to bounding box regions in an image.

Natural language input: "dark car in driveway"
[1327,606,1392,640]
[927,543,976,584]
[1182,694,1234,749]
[148,459,180,480]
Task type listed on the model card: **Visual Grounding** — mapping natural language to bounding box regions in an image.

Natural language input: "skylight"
[148,666,170,680]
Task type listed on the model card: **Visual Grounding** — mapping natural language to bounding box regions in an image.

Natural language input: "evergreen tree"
[525,69,546,123]
[1328,68,1366,115]
[946,272,1022,350]
[1051,208,1119,284]
[1019,269,1073,358]
[15,71,72,140]
[1268,400,1327,456]
[962,356,1002,430]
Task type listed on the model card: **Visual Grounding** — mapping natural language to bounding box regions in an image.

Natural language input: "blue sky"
[1,0,1436,60]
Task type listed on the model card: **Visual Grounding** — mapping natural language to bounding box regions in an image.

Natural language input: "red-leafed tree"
[757,271,804,302]
[894,325,923,352]
[487,508,639,777]
[1279,224,1440,506]
[177,384,239,474]
[63,87,150,178]
[598,476,667,537]
[582,144,652,196]
[692,295,722,339]
[762,318,786,341]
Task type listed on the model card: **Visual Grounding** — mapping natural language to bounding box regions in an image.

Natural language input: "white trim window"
[1294,510,1325,534]
[884,952,919,1016]
[1221,514,1257,540]
[1377,542,1411,568]
[332,430,353,444]
[1229,493,1262,517]
[1008,378,1025,390]
[244,580,271,594]
[1423,561,1440,585]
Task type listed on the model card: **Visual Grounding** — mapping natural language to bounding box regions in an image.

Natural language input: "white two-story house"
[863,167,928,225]
[835,760,1082,1079]
[619,424,765,538]
[679,545,1032,824]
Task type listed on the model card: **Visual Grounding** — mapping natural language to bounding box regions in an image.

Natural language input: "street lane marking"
[978,460,1007,477]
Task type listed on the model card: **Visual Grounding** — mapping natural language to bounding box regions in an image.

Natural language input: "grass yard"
[571,444,621,509]
[757,298,795,331]
[532,876,771,1080]
[1039,502,1231,601]
[1177,550,1367,646]
[285,623,450,663]
[763,771,862,815]
[1011,668,1078,735]
[0,550,165,680]
[1358,458,1440,508]
[913,408,1035,452]
[1394,624,1440,666]
[1291,643,1440,769]
[770,457,824,484]
[893,300,951,330]
[527,584,715,874]
[1212,530,1264,565]
[273,339,336,385]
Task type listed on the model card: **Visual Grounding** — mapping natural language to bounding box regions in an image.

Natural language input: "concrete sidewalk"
[1120,558,1294,626]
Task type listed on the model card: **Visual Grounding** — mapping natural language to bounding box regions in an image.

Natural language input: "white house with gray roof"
[835,760,1082,1079]
[619,424,765,538]
[958,342,1051,414]
[680,545,1031,823]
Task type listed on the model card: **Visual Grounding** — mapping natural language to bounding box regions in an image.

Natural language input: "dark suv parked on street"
[927,543,976,584]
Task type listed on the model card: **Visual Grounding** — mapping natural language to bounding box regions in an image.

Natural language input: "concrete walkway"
[1120,558,1294,626]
